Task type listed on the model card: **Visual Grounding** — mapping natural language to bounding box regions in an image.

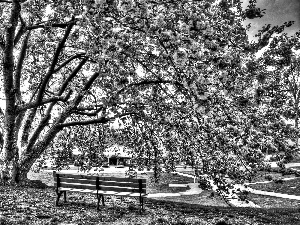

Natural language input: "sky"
[241,0,300,40]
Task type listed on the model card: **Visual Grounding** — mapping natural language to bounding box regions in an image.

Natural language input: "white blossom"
[198,92,208,100]
[118,0,133,12]
[173,49,188,67]
[154,13,166,27]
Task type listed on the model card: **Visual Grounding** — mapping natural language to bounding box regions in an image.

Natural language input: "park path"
[151,169,300,208]
[249,189,300,200]
[267,162,300,168]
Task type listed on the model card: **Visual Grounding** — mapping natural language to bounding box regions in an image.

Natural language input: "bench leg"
[97,195,100,210]
[63,191,67,203]
[102,195,105,206]
[139,196,144,213]
[56,192,63,206]
[97,194,103,210]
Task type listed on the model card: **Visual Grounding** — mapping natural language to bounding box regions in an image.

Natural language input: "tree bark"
[1,1,21,184]
[295,95,299,151]
[17,125,64,184]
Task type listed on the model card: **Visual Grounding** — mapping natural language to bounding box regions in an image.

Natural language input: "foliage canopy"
[0,0,298,188]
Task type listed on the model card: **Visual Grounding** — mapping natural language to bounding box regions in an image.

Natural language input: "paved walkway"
[285,162,300,168]
[147,170,300,208]
[147,183,202,198]
[268,162,300,168]
[249,188,300,200]
[147,180,261,208]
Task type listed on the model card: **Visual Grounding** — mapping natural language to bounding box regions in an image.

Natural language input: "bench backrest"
[53,171,146,193]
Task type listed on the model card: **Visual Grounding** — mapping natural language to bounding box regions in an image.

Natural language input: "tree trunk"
[0,148,33,185]
[153,147,159,183]
[0,0,20,185]
[295,104,299,130]
[0,132,3,150]
[14,157,35,184]
[0,114,65,185]
[294,97,299,151]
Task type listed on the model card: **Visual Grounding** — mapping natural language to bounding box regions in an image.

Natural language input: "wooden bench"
[53,171,147,211]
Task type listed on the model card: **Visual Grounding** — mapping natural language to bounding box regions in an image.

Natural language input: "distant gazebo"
[103,145,132,166]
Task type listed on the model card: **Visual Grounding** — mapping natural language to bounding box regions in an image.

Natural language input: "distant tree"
[252,32,300,160]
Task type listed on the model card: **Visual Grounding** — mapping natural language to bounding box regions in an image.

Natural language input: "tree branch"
[0,35,5,49]
[17,92,72,112]
[14,14,26,46]
[72,106,104,116]
[57,117,108,128]
[58,57,88,95]
[53,53,86,74]
[25,17,81,31]
[71,71,101,107]
[14,31,30,103]
[20,109,35,148]
[25,114,51,153]
[14,111,26,146]
[57,113,135,128]
[76,106,104,111]
[35,18,75,103]
[26,22,72,30]
[20,57,87,149]
[23,63,103,155]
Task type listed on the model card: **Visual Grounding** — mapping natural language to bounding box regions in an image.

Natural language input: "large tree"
[0,0,289,185]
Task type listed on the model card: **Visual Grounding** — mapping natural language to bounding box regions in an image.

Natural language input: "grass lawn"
[247,171,296,183]
[0,170,299,224]
[1,185,300,225]
[247,193,300,208]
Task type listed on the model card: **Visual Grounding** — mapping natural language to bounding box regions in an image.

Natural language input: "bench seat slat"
[97,181,146,188]
[91,190,118,195]
[58,187,73,191]
[58,188,97,194]
[58,188,147,197]
[98,177,146,184]
[99,186,143,193]
[55,182,146,193]
[58,183,97,190]
[79,189,96,193]
[54,173,98,180]
[114,192,147,197]
[59,188,84,192]
[54,178,97,185]
[54,178,146,188]
[96,186,144,193]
